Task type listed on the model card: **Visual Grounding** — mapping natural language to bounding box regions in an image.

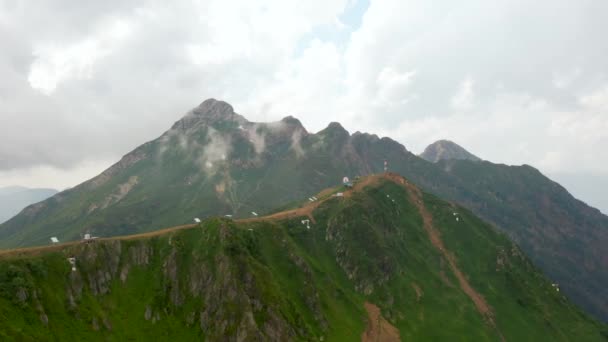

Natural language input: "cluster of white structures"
[552,283,560,292]
[453,212,460,222]
[308,196,318,202]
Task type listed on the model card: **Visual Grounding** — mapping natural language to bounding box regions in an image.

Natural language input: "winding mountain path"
[392,173,505,341]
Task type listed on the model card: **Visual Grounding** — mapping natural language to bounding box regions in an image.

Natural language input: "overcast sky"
[0,0,607,211]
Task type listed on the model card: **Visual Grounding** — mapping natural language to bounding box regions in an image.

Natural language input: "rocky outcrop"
[171,98,248,132]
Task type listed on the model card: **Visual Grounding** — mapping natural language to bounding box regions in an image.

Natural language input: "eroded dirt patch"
[399,174,505,341]
[362,302,400,342]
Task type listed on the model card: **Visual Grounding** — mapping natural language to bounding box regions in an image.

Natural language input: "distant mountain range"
[0,174,605,340]
[0,98,607,323]
[0,187,57,224]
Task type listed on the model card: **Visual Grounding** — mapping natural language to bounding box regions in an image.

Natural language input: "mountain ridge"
[1,98,607,323]
[0,173,605,340]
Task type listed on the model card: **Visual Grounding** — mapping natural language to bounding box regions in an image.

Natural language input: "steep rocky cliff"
[0,175,605,341]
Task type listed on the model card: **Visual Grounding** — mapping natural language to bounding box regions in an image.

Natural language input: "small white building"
[335,192,344,197]
[194,218,201,223]
[50,237,59,244]
[82,233,98,242]
[251,212,258,217]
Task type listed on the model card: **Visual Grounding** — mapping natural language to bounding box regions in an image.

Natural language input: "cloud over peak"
[0,0,607,192]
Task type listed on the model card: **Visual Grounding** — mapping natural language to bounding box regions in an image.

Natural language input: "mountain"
[0,174,605,341]
[0,187,58,224]
[420,140,481,163]
[425,159,608,323]
[1,98,607,323]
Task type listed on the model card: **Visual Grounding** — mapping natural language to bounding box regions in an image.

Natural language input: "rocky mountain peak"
[279,115,308,133]
[320,121,348,136]
[420,140,481,163]
[171,98,247,131]
[194,98,235,117]
[280,115,302,127]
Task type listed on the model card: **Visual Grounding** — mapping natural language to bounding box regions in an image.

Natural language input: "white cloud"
[1,0,608,194]
[27,18,133,94]
[451,77,475,110]
[0,159,113,190]
[374,67,416,106]
[580,85,608,110]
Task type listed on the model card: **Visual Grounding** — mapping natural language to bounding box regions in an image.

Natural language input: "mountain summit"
[2,99,608,323]
[171,98,247,131]
[420,140,481,163]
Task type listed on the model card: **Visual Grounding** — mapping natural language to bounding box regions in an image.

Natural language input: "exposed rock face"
[46,223,300,340]
[0,178,605,340]
[3,98,608,325]
[172,98,248,131]
[420,140,481,163]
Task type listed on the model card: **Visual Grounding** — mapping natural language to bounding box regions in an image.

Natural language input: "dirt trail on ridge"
[387,173,505,341]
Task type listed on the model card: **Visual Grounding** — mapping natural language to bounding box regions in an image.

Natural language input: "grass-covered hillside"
[0,174,605,341]
[2,99,607,323]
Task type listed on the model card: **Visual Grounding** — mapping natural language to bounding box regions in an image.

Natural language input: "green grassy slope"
[0,175,604,341]
[429,159,608,322]
[1,99,607,323]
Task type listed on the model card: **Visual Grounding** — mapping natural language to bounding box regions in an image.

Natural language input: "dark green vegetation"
[0,99,607,322]
[0,177,605,341]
